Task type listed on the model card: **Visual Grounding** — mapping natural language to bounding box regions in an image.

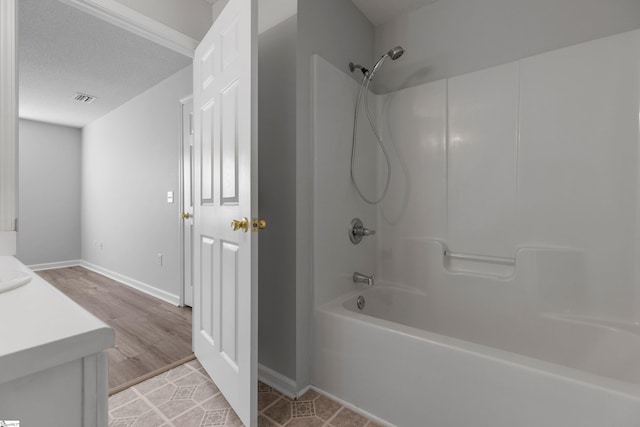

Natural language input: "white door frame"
[0,0,18,255]
[179,95,194,307]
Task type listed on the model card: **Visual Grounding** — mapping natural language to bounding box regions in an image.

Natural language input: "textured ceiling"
[351,0,438,26]
[19,0,192,128]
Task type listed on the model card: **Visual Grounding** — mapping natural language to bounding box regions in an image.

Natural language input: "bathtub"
[313,284,640,426]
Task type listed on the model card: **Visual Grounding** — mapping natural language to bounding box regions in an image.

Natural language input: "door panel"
[220,241,239,366]
[201,101,215,203]
[221,82,239,203]
[199,235,216,344]
[192,0,257,425]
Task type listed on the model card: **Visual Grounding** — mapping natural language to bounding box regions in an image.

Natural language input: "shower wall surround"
[313,28,640,321]
[312,54,378,306]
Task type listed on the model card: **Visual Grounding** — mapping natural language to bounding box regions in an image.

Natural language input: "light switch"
[167,191,174,203]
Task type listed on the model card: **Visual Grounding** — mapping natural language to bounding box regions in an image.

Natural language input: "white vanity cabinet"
[0,256,114,426]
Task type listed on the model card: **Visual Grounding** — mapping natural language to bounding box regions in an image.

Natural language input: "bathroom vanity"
[0,256,114,426]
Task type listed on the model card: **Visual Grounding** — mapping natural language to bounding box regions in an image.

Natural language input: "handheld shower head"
[369,46,405,80]
[387,46,405,60]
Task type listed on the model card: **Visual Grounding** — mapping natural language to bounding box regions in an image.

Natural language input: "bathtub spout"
[353,272,374,287]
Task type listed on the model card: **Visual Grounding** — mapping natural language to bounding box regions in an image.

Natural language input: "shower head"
[369,46,405,81]
[387,46,405,60]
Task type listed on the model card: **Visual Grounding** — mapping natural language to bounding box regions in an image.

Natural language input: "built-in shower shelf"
[444,251,515,266]
[443,249,516,278]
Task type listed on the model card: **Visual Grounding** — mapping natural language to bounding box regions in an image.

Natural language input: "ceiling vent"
[72,93,97,104]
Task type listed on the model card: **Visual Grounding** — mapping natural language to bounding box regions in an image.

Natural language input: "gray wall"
[17,120,81,266]
[81,65,191,301]
[373,0,640,93]
[258,15,297,382]
[296,0,374,390]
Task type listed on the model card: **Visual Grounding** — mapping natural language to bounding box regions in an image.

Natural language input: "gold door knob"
[181,212,191,219]
[231,217,249,232]
[252,218,267,232]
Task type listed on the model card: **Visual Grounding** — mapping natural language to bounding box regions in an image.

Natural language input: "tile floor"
[109,359,384,427]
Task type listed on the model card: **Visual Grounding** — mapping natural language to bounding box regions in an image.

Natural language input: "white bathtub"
[313,285,640,426]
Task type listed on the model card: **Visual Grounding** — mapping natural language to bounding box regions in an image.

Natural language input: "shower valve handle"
[355,227,375,236]
[349,218,376,244]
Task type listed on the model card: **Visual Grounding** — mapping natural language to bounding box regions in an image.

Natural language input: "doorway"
[17,0,195,391]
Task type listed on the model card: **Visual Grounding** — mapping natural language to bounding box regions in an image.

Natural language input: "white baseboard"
[258,364,298,399]
[80,261,180,306]
[29,259,82,271]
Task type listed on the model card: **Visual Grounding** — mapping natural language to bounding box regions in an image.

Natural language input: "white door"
[192,0,258,425]
[181,98,194,307]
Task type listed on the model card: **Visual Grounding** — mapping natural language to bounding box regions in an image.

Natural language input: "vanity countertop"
[0,256,114,384]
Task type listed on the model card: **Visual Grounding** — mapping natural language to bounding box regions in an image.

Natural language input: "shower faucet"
[353,272,374,287]
[349,218,376,244]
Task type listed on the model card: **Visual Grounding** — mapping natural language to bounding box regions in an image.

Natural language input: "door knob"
[181,212,191,219]
[231,217,249,232]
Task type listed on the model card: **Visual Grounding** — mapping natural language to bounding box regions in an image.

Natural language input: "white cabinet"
[0,257,114,426]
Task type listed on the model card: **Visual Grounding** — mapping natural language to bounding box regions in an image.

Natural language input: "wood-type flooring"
[37,266,192,392]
